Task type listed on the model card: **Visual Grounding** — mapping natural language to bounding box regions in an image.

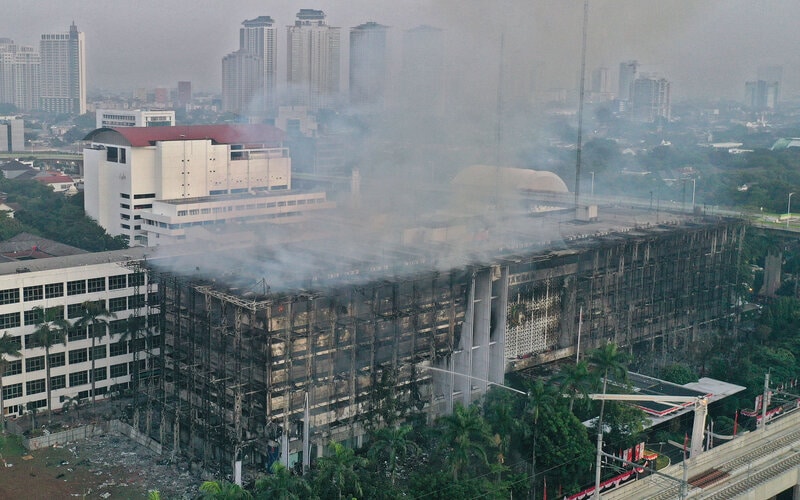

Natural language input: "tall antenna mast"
[494,33,505,210]
[574,0,589,209]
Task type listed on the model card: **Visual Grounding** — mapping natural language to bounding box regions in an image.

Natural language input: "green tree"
[32,307,69,424]
[74,301,116,406]
[313,441,368,500]
[483,386,522,460]
[660,363,698,385]
[0,331,21,433]
[198,479,253,499]
[368,424,419,486]
[555,359,596,412]
[439,403,493,481]
[588,341,630,416]
[523,380,558,499]
[254,462,313,500]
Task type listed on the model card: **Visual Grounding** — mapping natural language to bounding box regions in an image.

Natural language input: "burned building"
[126,202,745,478]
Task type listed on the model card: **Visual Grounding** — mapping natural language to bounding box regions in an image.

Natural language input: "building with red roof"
[83,124,332,246]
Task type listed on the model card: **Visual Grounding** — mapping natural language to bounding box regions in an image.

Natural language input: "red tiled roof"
[84,124,285,148]
[35,174,74,184]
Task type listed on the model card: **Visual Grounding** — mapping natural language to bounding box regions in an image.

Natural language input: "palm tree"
[0,331,20,433]
[524,380,557,500]
[368,424,419,486]
[74,301,116,406]
[254,462,312,500]
[588,341,629,492]
[198,479,253,499]
[556,359,596,412]
[588,341,630,419]
[61,395,82,424]
[439,403,493,481]
[32,307,69,425]
[483,386,521,461]
[313,441,368,500]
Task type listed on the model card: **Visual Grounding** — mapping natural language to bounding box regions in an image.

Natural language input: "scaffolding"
[131,215,745,479]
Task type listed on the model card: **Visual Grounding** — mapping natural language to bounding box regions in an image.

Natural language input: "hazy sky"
[4,0,800,101]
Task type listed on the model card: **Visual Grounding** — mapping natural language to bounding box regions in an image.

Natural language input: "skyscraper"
[0,38,40,111]
[617,60,638,102]
[745,80,779,111]
[222,49,263,115]
[349,21,388,109]
[287,9,341,111]
[240,16,278,115]
[177,81,192,108]
[39,22,85,114]
[631,76,670,123]
[401,25,444,115]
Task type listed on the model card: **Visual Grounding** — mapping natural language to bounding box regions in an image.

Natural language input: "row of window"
[0,274,144,306]
[3,338,158,379]
[120,193,155,200]
[2,364,130,400]
[173,197,323,218]
[0,296,155,330]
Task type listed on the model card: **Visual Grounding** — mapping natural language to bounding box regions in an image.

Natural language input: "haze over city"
[4,0,800,101]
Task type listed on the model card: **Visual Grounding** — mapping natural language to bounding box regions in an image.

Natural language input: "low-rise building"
[95,109,176,129]
[0,246,156,419]
[83,124,332,246]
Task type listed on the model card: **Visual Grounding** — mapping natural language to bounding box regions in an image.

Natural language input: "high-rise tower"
[286,9,341,111]
[631,76,670,123]
[617,60,637,102]
[39,22,85,114]
[222,49,263,115]
[239,16,278,115]
[349,21,388,109]
[0,39,40,111]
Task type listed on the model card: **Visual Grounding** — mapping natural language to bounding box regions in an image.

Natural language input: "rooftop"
[83,124,285,148]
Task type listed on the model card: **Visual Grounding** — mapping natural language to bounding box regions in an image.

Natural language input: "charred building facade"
[125,207,745,477]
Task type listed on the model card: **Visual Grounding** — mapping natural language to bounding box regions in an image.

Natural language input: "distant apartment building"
[287,9,341,111]
[0,39,40,111]
[745,80,779,111]
[631,76,670,123]
[349,22,388,109]
[0,117,24,152]
[39,23,86,115]
[401,25,444,115]
[240,16,278,115]
[0,246,157,419]
[221,49,263,115]
[95,109,175,129]
[82,124,332,246]
[176,81,192,108]
[617,60,638,102]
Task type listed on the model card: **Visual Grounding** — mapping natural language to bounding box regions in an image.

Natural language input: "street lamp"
[788,193,795,229]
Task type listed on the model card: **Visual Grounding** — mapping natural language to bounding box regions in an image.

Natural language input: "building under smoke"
[123,186,745,476]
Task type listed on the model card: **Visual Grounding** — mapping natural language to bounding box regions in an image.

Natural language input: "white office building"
[39,23,86,115]
[83,124,332,246]
[0,248,158,419]
[95,109,175,129]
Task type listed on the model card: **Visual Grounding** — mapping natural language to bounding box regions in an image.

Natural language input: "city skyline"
[2,0,800,103]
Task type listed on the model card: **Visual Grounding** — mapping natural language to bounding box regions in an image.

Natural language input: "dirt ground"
[0,401,199,499]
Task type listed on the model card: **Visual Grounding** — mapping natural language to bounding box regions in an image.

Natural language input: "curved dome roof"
[452,165,569,193]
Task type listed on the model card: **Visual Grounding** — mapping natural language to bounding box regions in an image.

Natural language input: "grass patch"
[0,433,26,458]
[654,453,670,470]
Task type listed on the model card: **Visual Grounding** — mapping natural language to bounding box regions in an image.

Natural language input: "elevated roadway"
[603,409,800,499]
